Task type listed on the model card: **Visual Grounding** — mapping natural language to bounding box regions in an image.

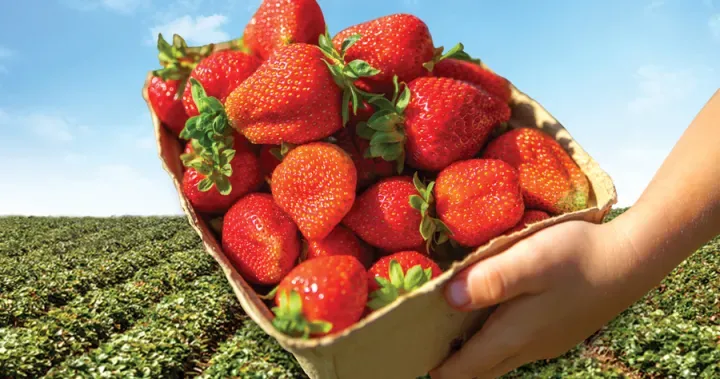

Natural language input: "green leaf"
[409,195,425,211]
[341,90,351,127]
[179,117,198,140]
[318,32,333,55]
[381,144,403,161]
[219,164,232,177]
[197,177,214,192]
[369,142,395,158]
[367,111,399,132]
[355,122,375,140]
[211,116,226,135]
[413,172,427,195]
[396,151,405,174]
[308,320,333,335]
[221,149,235,163]
[420,217,436,241]
[215,175,231,195]
[423,267,434,281]
[189,78,208,107]
[395,85,411,113]
[368,97,396,113]
[370,131,404,145]
[403,265,425,292]
[341,34,362,54]
[346,60,381,78]
[389,260,404,289]
[270,147,284,161]
[391,75,400,103]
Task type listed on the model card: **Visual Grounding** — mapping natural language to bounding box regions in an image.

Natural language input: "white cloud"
[0,161,183,216]
[710,14,720,40]
[0,110,76,142]
[148,14,230,46]
[628,65,697,114]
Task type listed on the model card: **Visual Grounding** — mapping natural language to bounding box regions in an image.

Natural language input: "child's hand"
[429,219,642,379]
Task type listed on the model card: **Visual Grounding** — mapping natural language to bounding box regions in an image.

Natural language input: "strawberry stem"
[422,42,481,72]
[367,260,434,310]
[409,172,452,254]
[317,29,383,126]
[356,75,409,173]
[272,289,333,338]
[152,33,215,98]
[179,78,236,195]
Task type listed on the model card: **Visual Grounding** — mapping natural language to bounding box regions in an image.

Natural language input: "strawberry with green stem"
[408,172,452,253]
[366,251,442,310]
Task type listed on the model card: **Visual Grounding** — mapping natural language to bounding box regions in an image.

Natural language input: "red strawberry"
[271,142,357,240]
[305,225,373,268]
[342,176,426,252]
[332,14,435,95]
[357,76,511,173]
[181,135,262,214]
[435,159,525,247]
[481,127,590,214]
[259,145,282,179]
[243,0,326,60]
[224,40,379,144]
[333,14,435,94]
[148,34,213,137]
[222,193,300,285]
[504,210,550,235]
[366,251,442,310]
[272,255,367,337]
[182,49,261,118]
[432,59,511,104]
[333,127,393,189]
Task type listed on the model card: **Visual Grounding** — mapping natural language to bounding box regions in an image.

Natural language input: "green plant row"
[199,316,308,379]
[0,248,218,378]
[44,274,243,378]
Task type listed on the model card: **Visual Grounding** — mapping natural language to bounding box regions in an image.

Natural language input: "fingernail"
[446,280,470,307]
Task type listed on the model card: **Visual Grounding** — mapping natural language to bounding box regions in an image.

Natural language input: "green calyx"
[179,78,236,195]
[269,141,297,162]
[356,75,410,174]
[422,42,482,72]
[152,33,214,98]
[317,28,382,126]
[272,289,333,339]
[409,172,452,253]
[367,260,434,310]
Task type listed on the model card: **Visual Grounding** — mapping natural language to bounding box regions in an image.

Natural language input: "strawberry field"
[0,208,718,378]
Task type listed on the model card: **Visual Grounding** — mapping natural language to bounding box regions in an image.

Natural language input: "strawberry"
[243,0,327,60]
[148,34,214,137]
[366,251,442,310]
[357,75,511,173]
[259,145,283,179]
[481,127,590,214]
[181,134,262,214]
[271,142,357,240]
[422,42,512,104]
[342,176,428,253]
[333,127,393,189]
[332,14,435,95]
[182,49,261,118]
[434,159,525,247]
[224,38,380,144]
[222,193,300,285]
[272,255,367,338]
[305,225,373,268]
[503,210,550,235]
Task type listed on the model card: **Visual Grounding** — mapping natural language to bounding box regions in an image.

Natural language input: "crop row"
[199,316,307,379]
[44,274,243,378]
[0,223,203,327]
[0,247,218,378]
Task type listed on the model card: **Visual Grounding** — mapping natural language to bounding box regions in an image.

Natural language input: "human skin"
[429,89,720,379]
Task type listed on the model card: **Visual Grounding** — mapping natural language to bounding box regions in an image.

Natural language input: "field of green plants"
[0,209,718,378]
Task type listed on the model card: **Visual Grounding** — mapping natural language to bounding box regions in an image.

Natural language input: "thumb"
[443,239,549,311]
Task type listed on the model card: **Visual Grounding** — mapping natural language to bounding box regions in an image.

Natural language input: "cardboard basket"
[142,40,617,379]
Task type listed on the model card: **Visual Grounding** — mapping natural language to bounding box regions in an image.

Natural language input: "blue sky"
[0,0,718,216]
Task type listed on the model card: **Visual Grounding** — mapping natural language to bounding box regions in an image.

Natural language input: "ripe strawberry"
[342,176,426,252]
[357,76,511,172]
[182,49,261,118]
[222,193,300,285]
[181,135,262,214]
[333,127,393,189]
[481,128,590,214]
[366,251,442,310]
[243,0,326,60]
[272,255,367,338]
[225,39,380,144]
[305,225,373,268]
[503,210,550,235]
[432,59,511,104]
[435,159,525,247]
[332,14,435,95]
[148,34,214,137]
[259,145,282,179]
[271,142,357,240]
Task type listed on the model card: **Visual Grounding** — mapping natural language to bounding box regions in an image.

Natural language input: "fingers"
[428,304,531,379]
[444,239,549,311]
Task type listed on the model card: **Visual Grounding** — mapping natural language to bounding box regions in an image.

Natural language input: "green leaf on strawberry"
[367,260,434,310]
[422,42,482,72]
[179,78,237,195]
[152,33,215,98]
[272,289,333,339]
[409,172,452,253]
